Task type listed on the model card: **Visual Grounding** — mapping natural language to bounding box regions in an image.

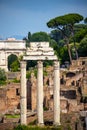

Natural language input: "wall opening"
[8,54,20,71]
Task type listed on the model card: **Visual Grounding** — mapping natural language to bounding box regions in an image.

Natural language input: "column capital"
[20,61,26,68]
[54,60,59,69]
[37,60,43,68]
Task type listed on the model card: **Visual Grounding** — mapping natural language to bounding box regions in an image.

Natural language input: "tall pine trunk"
[66,39,72,65]
[73,39,79,60]
[72,29,79,60]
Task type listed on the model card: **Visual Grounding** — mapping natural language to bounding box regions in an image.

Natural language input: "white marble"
[37,61,44,125]
[53,61,60,125]
[0,40,26,71]
[30,42,49,48]
[23,55,57,61]
[20,61,27,125]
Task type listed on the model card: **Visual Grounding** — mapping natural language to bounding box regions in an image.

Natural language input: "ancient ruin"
[0,40,87,130]
[20,42,60,126]
[0,38,26,71]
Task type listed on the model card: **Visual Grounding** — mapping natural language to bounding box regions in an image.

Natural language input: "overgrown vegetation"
[6,114,20,118]
[14,124,63,130]
[8,54,20,72]
[12,78,20,83]
[0,68,7,85]
[26,67,48,79]
[26,69,37,79]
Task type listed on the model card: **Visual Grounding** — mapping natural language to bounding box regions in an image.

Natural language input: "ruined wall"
[26,66,84,113]
[27,58,87,113]
[0,83,20,115]
[0,57,87,114]
[0,89,7,114]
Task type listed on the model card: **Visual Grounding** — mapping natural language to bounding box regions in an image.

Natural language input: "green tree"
[26,32,32,47]
[24,31,50,48]
[84,17,87,24]
[8,54,18,71]
[23,32,32,47]
[50,29,63,43]
[74,28,87,42]
[10,60,20,72]
[47,13,83,64]
[50,39,58,50]
[0,68,6,81]
[0,68,6,85]
[78,37,87,57]
[58,46,69,63]
[31,31,50,42]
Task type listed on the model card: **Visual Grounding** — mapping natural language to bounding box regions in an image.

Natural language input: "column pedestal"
[37,61,44,125]
[20,61,27,125]
[53,61,60,126]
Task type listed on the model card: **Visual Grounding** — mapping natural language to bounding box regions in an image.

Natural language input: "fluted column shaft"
[53,60,60,125]
[20,61,27,125]
[37,61,44,125]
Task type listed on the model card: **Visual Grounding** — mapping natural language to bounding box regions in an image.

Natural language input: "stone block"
[26,51,54,56]
[23,55,57,60]
[30,42,49,48]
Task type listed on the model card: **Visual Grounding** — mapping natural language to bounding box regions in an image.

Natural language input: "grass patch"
[0,80,7,86]
[14,125,63,130]
[12,78,20,83]
[6,114,20,118]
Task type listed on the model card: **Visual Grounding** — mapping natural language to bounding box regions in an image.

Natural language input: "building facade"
[0,38,26,71]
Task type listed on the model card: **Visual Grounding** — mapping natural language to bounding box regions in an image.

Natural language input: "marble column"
[20,61,27,125]
[37,61,44,125]
[53,60,60,126]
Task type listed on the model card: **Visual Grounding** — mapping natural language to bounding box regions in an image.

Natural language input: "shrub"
[12,78,20,83]
[14,125,63,130]
[10,60,20,72]
[0,68,6,81]
[26,71,31,79]
[14,125,29,130]
[0,68,6,85]
[67,124,72,130]
[6,114,20,118]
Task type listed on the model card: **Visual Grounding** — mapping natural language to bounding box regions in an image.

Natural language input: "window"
[16,88,20,96]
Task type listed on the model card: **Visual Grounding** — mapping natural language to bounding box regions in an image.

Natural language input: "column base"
[53,122,61,127]
[37,123,44,127]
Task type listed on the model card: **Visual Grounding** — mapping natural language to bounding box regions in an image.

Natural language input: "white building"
[0,38,26,71]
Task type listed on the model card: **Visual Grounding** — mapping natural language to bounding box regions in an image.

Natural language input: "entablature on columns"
[23,42,58,61]
[23,55,57,61]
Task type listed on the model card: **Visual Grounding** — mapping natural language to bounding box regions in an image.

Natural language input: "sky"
[0,0,87,39]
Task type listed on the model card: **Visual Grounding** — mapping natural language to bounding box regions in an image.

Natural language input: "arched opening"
[8,54,20,71]
[66,72,76,78]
